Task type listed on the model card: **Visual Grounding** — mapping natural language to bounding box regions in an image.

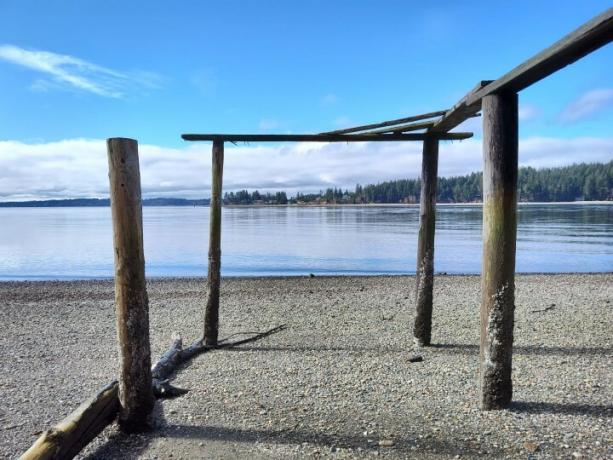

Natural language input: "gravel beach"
[1,274,611,459]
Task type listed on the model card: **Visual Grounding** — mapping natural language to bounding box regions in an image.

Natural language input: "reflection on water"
[0,204,610,279]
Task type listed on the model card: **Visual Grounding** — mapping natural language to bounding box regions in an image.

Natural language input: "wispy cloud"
[560,88,613,123]
[519,103,539,121]
[0,44,160,98]
[189,69,218,97]
[321,93,339,106]
[0,136,610,201]
[259,119,282,131]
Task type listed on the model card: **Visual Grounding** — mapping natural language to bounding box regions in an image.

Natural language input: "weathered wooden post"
[480,92,518,410]
[107,138,155,431]
[204,140,224,346]
[413,137,439,346]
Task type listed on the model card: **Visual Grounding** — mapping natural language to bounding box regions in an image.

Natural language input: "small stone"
[378,439,395,447]
[409,355,423,363]
[523,441,540,452]
[572,453,584,459]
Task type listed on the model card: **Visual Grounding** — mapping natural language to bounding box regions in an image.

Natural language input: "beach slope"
[0,274,611,459]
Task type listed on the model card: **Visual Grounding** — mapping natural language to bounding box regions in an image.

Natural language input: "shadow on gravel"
[510,401,613,416]
[82,402,167,460]
[226,343,612,357]
[163,424,487,457]
[223,345,407,354]
[431,343,612,356]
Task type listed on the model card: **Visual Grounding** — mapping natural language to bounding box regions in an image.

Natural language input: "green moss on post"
[480,92,518,410]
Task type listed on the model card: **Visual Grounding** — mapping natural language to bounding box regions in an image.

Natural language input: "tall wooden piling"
[413,137,439,346]
[107,138,155,431]
[480,92,518,410]
[204,140,224,346]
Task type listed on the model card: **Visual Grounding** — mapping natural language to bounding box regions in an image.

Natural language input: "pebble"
[1,274,611,460]
[523,441,540,452]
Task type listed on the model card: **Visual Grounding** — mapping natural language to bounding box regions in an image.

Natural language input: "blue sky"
[0,1,611,200]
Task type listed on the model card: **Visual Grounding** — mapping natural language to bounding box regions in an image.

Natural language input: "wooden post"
[413,137,439,346]
[107,138,155,431]
[480,92,518,410]
[204,140,224,346]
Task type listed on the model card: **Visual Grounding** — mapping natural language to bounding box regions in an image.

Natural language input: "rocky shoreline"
[1,274,611,459]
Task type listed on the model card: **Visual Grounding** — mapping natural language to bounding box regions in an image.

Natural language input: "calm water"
[0,204,610,280]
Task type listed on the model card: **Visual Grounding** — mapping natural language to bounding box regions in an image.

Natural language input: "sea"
[0,203,610,280]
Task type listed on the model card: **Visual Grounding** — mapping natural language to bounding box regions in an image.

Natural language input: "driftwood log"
[20,382,119,460]
[20,325,286,460]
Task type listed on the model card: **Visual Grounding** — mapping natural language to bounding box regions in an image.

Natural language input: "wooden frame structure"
[20,8,612,460]
[183,9,612,411]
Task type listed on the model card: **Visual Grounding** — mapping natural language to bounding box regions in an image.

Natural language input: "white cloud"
[0,44,160,98]
[321,93,339,105]
[559,88,613,123]
[0,136,610,201]
[519,103,538,121]
[258,119,282,131]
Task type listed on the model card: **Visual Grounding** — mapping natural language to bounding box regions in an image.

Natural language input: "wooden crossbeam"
[467,8,613,106]
[367,113,482,135]
[320,110,447,135]
[360,119,435,134]
[182,132,473,142]
[429,81,493,133]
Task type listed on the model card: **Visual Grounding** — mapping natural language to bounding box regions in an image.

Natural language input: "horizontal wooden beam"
[361,119,436,135]
[429,81,493,133]
[467,8,613,106]
[182,132,473,142]
[321,110,447,135]
[367,113,482,135]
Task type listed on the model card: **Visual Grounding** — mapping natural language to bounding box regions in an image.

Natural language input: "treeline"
[224,190,288,205]
[221,161,612,204]
[3,162,609,207]
[306,161,612,203]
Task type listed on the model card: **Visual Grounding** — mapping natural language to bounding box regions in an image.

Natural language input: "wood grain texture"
[107,138,155,431]
[429,81,493,133]
[19,382,119,460]
[413,138,439,347]
[204,140,224,346]
[479,93,518,410]
[467,8,613,106]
